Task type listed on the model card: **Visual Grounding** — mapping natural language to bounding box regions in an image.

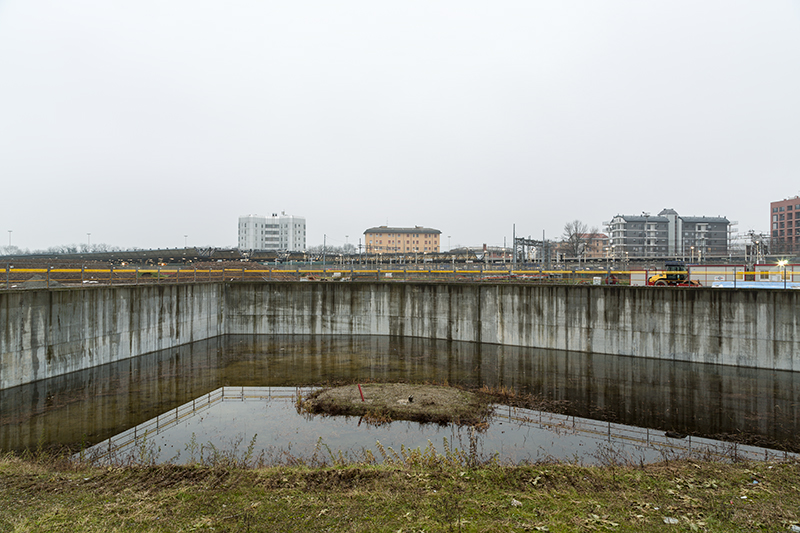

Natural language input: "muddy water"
[1,335,799,452]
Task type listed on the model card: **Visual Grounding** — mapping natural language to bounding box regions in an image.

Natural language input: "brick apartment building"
[770,196,800,253]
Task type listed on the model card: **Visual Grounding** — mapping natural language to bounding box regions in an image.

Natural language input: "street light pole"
[778,260,788,289]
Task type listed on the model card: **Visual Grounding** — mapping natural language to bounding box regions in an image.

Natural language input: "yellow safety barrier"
[2,264,796,290]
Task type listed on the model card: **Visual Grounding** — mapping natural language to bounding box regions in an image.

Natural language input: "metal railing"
[81,386,796,466]
[493,405,797,463]
[81,386,313,464]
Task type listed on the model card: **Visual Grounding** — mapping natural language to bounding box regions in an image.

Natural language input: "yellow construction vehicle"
[647,261,701,287]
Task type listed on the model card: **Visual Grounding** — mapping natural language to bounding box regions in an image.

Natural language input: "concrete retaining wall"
[1,284,223,389]
[225,283,800,372]
[2,282,799,389]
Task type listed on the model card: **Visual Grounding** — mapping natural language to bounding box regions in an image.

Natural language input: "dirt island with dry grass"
[301,383,493,426]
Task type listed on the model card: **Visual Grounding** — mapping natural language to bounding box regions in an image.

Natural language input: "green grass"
[2,451,799,532]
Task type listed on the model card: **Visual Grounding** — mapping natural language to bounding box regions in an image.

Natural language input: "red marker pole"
[358,384,365,402]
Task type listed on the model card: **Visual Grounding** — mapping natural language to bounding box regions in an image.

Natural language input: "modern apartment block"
[606,208,730,260]
[363,226,441,253]
[238,212,306,251]
[770,196,800,252]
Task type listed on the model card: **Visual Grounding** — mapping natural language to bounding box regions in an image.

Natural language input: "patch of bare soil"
[301,383,492,426]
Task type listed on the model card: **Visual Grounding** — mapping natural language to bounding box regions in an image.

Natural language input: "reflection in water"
[2,335,799,452]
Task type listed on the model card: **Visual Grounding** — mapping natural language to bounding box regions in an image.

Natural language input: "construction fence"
[3,264,800,289]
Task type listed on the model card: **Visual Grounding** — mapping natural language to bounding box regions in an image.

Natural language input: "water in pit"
[2,335,799,462]
[81,386,794,466]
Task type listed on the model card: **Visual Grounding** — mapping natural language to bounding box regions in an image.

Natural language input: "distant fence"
[0,265,624,288]
[4,264,800,289]
[630,265,800,287]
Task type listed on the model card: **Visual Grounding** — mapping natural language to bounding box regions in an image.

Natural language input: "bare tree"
[0,245,28,256]
[562,220,598,258]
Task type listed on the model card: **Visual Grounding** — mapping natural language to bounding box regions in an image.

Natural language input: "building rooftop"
[613,210,728,224]
[614,215,669,222]
[681,216,729,223]
[364,226,442,235]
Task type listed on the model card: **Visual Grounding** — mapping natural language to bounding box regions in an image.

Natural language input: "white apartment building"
[238,212,306,251]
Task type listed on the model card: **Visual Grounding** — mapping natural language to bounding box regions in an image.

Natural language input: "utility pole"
[512,224,516,264]
[544,230,548,269]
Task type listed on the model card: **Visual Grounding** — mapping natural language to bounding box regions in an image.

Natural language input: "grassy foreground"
[1,453,799,532]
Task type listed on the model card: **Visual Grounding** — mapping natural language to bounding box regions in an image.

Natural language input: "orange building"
[553,233,609,259]
[582,233,610,259]
[364,226,441,253]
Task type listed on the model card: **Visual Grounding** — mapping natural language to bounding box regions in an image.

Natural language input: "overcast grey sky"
[1,1,799,252]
